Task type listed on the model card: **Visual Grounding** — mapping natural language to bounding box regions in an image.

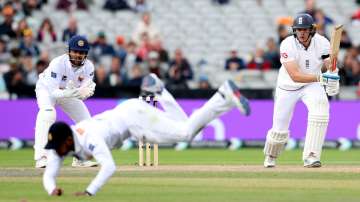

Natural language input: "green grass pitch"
[0,148,359,202]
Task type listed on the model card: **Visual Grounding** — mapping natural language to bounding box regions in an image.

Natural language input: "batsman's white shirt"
[36,54,95,94]
[277,34,330,90]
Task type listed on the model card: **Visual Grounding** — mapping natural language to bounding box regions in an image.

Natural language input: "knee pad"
[37,107,56,123]
[34,107,56,160]
[264,130,289,158]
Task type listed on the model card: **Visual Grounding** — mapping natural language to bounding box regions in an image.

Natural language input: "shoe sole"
[227,80,251,116]
[264,165,275,168]
[304,161,322,168]
[72,163,99,168]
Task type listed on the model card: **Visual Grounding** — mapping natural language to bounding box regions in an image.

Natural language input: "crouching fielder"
[43,74,251,196]
[34,35,98,168]
[263,14,340,168]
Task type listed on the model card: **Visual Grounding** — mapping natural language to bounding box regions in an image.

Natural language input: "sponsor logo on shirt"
[51,72,57,78]
[281,52,288,58]
[89,71,94,76]
[88,144,95,151]
[61,75,67,81]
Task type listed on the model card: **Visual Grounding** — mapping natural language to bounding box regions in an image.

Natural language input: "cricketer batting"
[263,14,340,168]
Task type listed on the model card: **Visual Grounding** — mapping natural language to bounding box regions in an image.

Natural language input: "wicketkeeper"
[34,35,98,168]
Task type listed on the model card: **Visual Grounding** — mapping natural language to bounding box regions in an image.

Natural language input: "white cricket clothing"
[43,84,241,195]
[265,34,331,164]
[36,54,95,93]
[34,54,95,161]
[277,34,330,90]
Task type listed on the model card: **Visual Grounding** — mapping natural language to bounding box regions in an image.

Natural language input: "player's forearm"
[43,151,62,195]
[86,161,116,195]
[284,61,318,83]
[289,71,317,83]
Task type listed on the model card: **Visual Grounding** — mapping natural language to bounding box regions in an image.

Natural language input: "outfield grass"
[0,148,359,202]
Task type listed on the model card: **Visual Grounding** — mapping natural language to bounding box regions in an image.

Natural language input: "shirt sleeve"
[43,150,63,195]
[44,59,63,92]
[320,36,331,57]
[280,39,296,63]
[85,61,95,81]
[85,138,116,195]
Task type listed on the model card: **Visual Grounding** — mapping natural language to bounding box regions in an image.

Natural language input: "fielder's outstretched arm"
[43,150,63,195]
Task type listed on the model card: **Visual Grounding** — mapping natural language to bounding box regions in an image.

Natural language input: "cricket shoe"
[35,156,47,168]
[304,156,321,168]
[141,73,164,94]
[72,158,99,168]
[218,80,251,116]
[264,155,276,168]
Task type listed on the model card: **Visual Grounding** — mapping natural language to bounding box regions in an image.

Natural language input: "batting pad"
[34,107,56,160]
[302,114,329,161]
[263,130,289,158]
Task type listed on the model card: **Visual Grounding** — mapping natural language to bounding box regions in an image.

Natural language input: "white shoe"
[218,80,251,116]
[304,156,321,168]
[72,158,99,168]
[35,156,47,168]
[264,155,276,168]
[141,73,164,94]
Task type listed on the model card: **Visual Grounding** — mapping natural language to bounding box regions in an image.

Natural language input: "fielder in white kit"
[34,35,98,168]
[42,74,251,196]
[263,14,340,168]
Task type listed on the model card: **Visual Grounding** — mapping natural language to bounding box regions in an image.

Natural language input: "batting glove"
[317,70,340,86]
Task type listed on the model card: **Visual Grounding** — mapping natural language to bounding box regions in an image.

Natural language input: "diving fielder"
[34,35,98,168]
[263,14,340,168]
[42,74,251,196]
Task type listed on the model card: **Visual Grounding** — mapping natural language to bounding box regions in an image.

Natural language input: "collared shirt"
[36,54,94,94]
[277,34,330,90]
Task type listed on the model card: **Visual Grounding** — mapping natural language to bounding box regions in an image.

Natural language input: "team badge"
[51,72,57,78]
[88,144,95,151]
[305,59,310,69]
[78,40,84,46]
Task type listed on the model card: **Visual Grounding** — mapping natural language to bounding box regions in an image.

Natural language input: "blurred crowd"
[0,0,359,99]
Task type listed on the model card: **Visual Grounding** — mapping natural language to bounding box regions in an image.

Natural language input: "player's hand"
[50,188,63,196]
[318,71,340,85]
[63,88,82,99]
[79,80,96,100]
[325,79,340,96]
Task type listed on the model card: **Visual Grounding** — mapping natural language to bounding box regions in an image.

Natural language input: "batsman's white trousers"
[272,83,329,132]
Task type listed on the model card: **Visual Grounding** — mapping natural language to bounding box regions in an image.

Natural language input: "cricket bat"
[329,24,343,72]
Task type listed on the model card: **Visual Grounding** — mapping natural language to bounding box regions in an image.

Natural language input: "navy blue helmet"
[292,13,316,37]
[68,35,90,52]
[68,35,90,67]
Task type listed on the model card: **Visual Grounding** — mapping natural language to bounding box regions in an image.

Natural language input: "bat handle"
[331,58,337,72]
